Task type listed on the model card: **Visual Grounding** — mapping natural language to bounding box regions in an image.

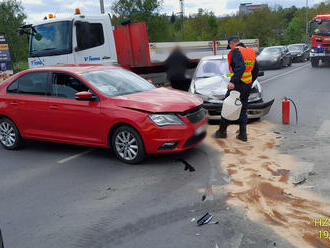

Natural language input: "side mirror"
[258,71,264,77]
[75,91,96,101]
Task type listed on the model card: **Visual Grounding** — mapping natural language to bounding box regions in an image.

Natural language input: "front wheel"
[111,125,146,164]
[0,118,22,150]
[311,58,319,67]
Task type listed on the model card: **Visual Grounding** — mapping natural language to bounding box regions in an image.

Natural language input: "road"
[0,61,329,248]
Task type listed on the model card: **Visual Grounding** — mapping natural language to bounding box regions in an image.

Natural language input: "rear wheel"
[311,58,319,67]
[111,125,146,164]
[0,118,22,150]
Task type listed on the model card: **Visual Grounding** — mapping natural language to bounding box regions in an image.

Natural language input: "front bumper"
[203,99,275,120]
[142,113,208,154]
[257,60,281,69]
[310,52,330,60]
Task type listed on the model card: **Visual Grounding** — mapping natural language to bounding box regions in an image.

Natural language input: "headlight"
[297,53,303,56]
[272,57,278,61]
[149,114,185,126]
[249,92,262,101]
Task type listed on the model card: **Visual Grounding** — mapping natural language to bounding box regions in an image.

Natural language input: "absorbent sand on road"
[205,121,330,248]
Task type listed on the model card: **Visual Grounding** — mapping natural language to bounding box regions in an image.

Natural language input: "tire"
[0,117,22,150]
[288,59,292,66]
[277,60,283,69]
[311,58,319,67]
[111,125,146,164]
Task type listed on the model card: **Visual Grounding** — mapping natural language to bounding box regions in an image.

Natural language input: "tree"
[111,0,165,41]
[0,0,27,64]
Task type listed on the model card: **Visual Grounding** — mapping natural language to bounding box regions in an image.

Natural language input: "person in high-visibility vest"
[215,36,259,142]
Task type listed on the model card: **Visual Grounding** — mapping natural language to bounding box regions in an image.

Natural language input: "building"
[239,3,268,14]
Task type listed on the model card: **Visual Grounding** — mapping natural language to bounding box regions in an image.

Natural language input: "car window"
[52,73,89,99]
[76,22,104,51]
[7,80,18,93]
[195,60,229,78]
[9,72,49,96]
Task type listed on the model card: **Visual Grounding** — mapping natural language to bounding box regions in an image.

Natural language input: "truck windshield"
[81,69,155,97]
[29,21,72,57]
[313,20,330,35]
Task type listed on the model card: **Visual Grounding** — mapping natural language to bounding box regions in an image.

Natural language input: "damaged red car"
[0,65,207,163]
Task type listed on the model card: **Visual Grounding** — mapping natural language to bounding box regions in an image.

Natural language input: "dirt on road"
[205,121,330,248]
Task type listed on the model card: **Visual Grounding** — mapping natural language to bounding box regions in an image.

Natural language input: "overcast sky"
[21,0,326,23]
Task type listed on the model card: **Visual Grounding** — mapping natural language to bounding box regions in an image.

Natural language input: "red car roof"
[23,64,120,74]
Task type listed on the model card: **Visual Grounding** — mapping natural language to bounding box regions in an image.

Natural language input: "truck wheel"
[0,117,23,150]
[111,125,146,164]
[311,58,319,67]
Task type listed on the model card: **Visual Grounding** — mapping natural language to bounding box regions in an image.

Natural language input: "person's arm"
[230,49,245,85]
[251,60,259,83]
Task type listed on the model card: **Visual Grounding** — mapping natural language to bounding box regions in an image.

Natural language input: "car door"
[5,71,52,138]
[47,72,104,145]
[73,18,114,64]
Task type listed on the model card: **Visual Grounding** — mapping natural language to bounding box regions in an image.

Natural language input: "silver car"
[189,55,274,120]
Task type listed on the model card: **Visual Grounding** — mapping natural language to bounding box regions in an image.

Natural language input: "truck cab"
[309,14,330,67]
[28,12,117,68]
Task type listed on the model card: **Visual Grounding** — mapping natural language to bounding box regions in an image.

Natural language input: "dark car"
[0,229,3,248]
[288,43,310,62]
[257,46,292,69]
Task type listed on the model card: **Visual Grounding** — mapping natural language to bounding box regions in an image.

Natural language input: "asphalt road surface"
[0,61,328,248]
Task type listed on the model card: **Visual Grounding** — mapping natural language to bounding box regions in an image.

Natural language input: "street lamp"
[305,0,309,43]
[100,0,105,14]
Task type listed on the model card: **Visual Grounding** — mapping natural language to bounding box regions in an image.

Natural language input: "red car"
[0,65,207,163]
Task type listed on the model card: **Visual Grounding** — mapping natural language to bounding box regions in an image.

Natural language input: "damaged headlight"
[249,87,262,102]
[149,114,185,126]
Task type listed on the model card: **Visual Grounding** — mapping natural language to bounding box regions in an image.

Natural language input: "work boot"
[236,124,247,142]
[215,123,228,139]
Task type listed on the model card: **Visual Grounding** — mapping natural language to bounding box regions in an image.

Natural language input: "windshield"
[195,60,230,79]
[313,20,330,35]
[288,45,304,52]
[81,69,155,97]
[261,47,282,55]
[29,21,72,57]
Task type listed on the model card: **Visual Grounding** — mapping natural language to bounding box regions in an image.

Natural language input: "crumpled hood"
[192,75,260,102]
[193,76,229,100]
[111,87,202,113]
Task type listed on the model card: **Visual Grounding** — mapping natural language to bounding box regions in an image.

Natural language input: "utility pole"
[179,0,184,40]
[305,0,309,43]
[100,0,105,14]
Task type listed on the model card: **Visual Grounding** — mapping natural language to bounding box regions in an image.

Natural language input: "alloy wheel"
[0,121,16,147]
[115,131,138,161]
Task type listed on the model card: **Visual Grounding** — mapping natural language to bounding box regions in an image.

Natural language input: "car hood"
[290,51,302,56]
[192,76,229,100]
[257,54,280,61]
[111,87,203,113]
[191,75,260,102]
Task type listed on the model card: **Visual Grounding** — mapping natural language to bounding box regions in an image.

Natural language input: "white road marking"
[57,149,95,164]
[316,120,330,137]
[260,63,310,84]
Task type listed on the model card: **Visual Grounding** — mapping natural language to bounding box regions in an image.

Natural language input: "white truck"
[20,9,260,73]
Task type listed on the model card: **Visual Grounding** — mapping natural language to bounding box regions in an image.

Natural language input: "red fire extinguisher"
[282,97,290,124]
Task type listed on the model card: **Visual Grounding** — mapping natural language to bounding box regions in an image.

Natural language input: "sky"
[21,0,326,23]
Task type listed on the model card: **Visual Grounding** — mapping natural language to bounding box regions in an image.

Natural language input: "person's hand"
[228,83,235,90]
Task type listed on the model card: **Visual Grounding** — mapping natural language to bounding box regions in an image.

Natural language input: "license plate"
[195,124,207,135]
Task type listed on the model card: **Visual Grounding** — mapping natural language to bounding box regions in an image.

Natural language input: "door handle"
[49,105,58,110]
[9,102,18,106]
[102,56,111,59]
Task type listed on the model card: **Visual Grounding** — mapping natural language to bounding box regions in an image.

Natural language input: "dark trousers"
[220,81,252,125]
[170,78,191,91]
